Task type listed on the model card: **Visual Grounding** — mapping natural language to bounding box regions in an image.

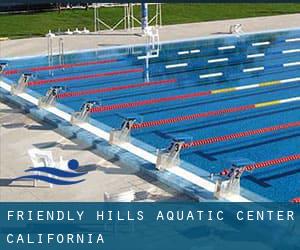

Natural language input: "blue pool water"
[2,28,300,201]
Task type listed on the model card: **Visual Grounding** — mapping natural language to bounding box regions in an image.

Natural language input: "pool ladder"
[47,36,53,75]
[144,27,160,82]
[58,38,65,69]
[47,36,65,75]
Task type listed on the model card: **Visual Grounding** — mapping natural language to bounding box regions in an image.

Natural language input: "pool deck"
[0,14,299,202]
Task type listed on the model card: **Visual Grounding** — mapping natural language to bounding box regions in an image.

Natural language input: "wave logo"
[13,159,87,185]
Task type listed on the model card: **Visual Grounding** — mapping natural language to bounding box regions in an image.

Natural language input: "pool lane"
[50,52,300,113]
[87,68,300,127]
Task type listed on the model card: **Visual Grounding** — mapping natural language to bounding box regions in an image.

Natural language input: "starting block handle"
[71,100,99,124]
[38,86,64,107]
[121,117,136,130]
[156,139,185,170]
[0,62,8,74]
[213,164,246,199]
[109,117,138,145]
[11,73,32,95]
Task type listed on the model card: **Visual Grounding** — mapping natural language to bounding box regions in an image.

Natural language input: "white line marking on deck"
[0,80,12,92]
[177,51,189,55]
[166,63,188,69]
[235,84,260,90]
[282,49,300,54]
[285,38,300,43]
[45,106,72,121]
[208,58,228,63]
[280,97,300,103]
[281,77,300,83]
[243,67,264,73]
[190,49,201,54]
[283,61,300,67]
[137,54,159,60]
[247,53,265,58]
[252,41,270,46]
[218,45,235,50]
[199,72,223,78]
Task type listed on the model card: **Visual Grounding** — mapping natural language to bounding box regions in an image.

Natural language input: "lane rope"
[57,78,177,98]
[28,68,143,86]
[90,77,300,113]
[182,121,300,148]
[242,154,300,172]
[133,105,254,129]
[219,154,300,179]
[131,96,300,129]
[292,197,300,203]
[3,59,118,75]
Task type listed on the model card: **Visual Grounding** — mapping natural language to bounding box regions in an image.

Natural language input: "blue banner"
[0,202,299,250]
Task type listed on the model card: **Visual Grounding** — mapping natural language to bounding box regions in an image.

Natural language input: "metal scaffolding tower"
[93,3,162,32]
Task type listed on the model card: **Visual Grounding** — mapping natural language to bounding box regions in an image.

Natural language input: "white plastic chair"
[27,148,56,188]
[103,190,135,202]
[73,28,82,34]
[45,30,55,38]
[229,24,243,35]
[65,29,73,35]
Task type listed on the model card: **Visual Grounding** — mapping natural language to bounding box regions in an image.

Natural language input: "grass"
[0,4,299,39]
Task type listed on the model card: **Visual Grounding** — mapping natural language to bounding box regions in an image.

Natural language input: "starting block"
[156,135,192,170]
[0,62,7,74]
[214,170,242,199]
[71,101,99,124]
[38,86,65,108]
[11,73,32,95]
[214,158,254,199]
[109,114,143,145]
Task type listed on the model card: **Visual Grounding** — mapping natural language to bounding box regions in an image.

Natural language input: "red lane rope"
[131,105,255,129]
[90,90,213,113]
[3,59,118,75]
[57,78,177,99]
[219,154,300,177]
[28,68,143,86]
[182,121,300,148]
[242,154,300,172]
[292,197,300,203]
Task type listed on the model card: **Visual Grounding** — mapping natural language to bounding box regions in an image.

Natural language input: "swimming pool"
[1,28,300,202]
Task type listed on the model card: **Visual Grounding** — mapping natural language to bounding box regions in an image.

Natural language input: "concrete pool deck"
[0,14,299,201]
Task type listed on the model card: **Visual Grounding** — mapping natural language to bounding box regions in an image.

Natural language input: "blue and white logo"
[13,159,86,185]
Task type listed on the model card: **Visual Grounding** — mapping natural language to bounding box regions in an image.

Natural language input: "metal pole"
[127,4,131,30]
[59,38,64,69]
[94,4,97,32]
[141,3,148,32]
[159,3,162,27]
[47,36,53,76]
